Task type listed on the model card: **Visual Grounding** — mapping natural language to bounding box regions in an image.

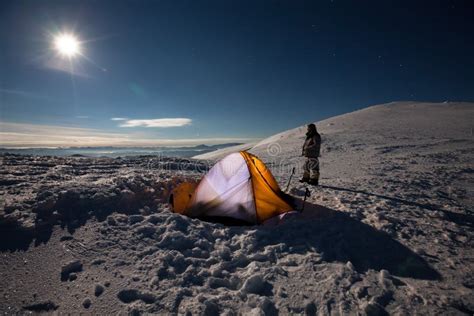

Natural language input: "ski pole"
[285,167,295,192]
[300,188,310,212]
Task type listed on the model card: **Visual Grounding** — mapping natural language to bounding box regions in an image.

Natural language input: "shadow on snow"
[321,185,474,228]
[225,201,441,281]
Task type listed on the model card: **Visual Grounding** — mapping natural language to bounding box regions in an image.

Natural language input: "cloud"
[0,121,254,148]
[120,118,192,128]
[111,117,128,121]
[0,122,130,148]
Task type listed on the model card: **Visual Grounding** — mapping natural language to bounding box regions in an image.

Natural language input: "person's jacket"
[302,132,321,158]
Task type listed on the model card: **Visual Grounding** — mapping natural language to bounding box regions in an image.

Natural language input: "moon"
[54,33,81,57]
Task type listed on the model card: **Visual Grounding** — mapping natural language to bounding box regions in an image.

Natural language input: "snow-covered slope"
[195,101,473,162]
[254,101,473,185]
[1,101,473,315]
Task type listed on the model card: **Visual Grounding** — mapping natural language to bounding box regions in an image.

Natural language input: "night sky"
[1,0,473,147]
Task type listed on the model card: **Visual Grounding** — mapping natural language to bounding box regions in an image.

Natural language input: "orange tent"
[170,151,293,224]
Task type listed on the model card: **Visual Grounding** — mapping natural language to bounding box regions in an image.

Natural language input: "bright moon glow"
[54,34,80,57]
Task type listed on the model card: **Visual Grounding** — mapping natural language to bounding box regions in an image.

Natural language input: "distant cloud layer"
[110,117,128,121]
[120,118,192,128]
[0,121,251,148]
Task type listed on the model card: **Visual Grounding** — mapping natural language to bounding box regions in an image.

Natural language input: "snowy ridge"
[194,101,474,161]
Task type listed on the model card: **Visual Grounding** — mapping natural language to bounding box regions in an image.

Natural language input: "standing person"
[300,123,321,185]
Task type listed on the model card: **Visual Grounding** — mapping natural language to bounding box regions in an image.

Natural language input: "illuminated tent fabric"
[170,151,293,224]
